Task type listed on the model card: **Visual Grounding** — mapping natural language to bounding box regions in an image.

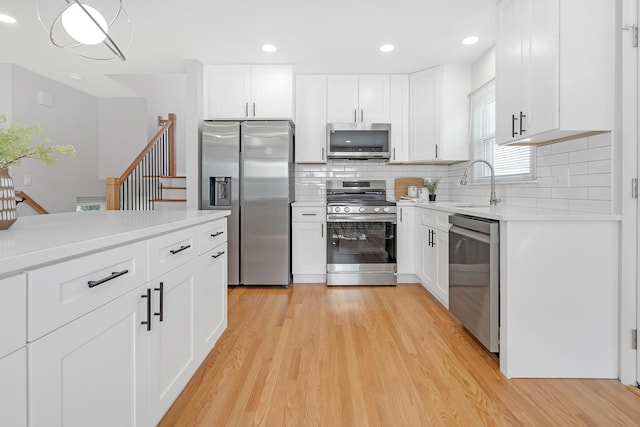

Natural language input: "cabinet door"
[418,225,436,288]
[0,274,25,358]
[295,75,327,163]
[149,259,198,426]
[396,207,415,275]
[203,65,252,119]
[410,68,441,161]
[0,348,27,427]
[251,65,293,119]
[527,0,559,136]
[434,229,449,308]
[292,221,326,275]
[496,0,526,144]
[198,244,228,363]
[358,75,390,123]
[29,287,149,427]
[389,75,410,163]
[327,75,359,123]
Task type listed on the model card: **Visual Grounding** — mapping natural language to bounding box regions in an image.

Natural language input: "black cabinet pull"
[432,230,436,247]
[141,288,152,331]
[154,282,164,322]
[511,114,518,138]
[87,269,129,288]
[212,251,225,259]
[435,144,439,159]
[169,244,191,255]
[519,111,526,135]
[210,231,224,237]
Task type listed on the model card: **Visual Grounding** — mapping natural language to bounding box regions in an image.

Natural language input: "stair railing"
[15,191,49,214]
[106,113,176,210]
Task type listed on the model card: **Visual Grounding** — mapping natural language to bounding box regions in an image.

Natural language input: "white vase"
[0,168,17,230]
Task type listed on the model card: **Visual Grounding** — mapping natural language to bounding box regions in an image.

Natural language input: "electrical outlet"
[553,167,570,187]
[23,174,32,186]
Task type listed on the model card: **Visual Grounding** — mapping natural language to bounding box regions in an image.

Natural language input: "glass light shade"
[379,44,395,53]
[61,3,108,45]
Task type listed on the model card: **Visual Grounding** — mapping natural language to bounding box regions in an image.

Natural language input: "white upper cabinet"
[327,75,390,123]
[409,65,470,162]
[389,75,410,163]
[204,65,293,120]
[295,75,327,163]
[496,0,615,145]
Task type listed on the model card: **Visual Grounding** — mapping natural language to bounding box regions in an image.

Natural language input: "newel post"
[106,177,121,210]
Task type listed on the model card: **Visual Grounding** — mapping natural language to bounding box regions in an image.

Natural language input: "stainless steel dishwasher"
[448,214,499,353]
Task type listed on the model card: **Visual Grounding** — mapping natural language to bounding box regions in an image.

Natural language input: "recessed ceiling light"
[69,73,84,81]
[379,44,395,53]
[462,36,479,45]
[262,44,277,53]
[0,13,16,24]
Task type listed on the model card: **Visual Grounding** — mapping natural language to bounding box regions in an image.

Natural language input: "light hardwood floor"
[160,283,640,426]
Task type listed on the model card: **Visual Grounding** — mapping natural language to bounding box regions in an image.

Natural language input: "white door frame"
[620,0,639,386]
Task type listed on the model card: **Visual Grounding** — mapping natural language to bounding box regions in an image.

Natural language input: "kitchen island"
[398,200,621,379]
[0,210,230,427]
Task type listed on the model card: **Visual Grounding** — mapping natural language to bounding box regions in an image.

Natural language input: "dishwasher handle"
[449,225,491,244]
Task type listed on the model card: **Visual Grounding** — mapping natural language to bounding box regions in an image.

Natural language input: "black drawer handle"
[87,269,129,288]
[302,213,317,216]
[169,244,191,255]
[212,251,225,259]
[211,231,224,237]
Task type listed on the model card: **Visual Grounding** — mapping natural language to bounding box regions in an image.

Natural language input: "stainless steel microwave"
[326,123,391,160]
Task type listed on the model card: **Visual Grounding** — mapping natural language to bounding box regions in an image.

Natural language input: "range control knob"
[344,207,351,213]
[335,207,341,213]
[383,207,390,212]
[359,207,365,213]
[374,207,380,212]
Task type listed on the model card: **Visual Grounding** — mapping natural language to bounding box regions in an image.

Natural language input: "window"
[469,80,534,182]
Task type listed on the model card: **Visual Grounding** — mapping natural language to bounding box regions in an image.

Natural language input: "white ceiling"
[0,0,496,97]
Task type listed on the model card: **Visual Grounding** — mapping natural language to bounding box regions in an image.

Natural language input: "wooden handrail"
[15,191,49,214]
[114,113,176,186]
[106,113,176,210]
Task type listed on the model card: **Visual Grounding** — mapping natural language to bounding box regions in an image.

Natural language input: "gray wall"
[98,98,147,179]
[7,64,104,215]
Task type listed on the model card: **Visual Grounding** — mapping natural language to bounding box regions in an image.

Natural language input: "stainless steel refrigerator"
[200,121,293,286]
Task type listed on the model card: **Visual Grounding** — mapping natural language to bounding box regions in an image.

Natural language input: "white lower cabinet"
[415,209,450,308]
[292,206,326,282]
[0,348,27,427]
[20,217,229,427]
[396,206,416,281]
[148,258,198,426]
[29,285,149,427]
[198,243,228,364]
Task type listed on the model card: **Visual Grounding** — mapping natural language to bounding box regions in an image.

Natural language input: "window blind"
[469,80,534,182]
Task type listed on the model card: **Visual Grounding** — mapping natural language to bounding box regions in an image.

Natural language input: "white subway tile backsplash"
[294,134,612,212]
[537,152,569,167]
[568,146,610,163]
[588,132,611,148]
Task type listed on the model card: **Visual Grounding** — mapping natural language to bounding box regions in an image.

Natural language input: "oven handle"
[326,214,397,223]
[449,225,491,244]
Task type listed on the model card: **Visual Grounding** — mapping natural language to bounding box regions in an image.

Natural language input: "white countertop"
[398,199,621,222]
[0,210,230,276]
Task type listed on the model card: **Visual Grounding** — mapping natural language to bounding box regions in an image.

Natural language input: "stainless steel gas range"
[325,180,397,286]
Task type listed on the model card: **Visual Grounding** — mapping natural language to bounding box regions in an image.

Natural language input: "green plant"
[0,114,75,169]
[424,177,440,194]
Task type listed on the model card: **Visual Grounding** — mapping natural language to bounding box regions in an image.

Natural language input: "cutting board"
[394,177,424,200]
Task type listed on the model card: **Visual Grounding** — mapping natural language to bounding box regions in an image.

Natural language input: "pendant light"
[36,0,132,61]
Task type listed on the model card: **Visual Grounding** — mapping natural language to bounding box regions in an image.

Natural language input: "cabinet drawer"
[0,274,26,358]
[148,226,198,279]
[199,218,228,255]
[27,241,148,342]
[420,209,450,231]
[292,206,326,222]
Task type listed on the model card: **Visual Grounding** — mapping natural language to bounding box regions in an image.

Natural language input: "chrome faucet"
[460,160,501,205]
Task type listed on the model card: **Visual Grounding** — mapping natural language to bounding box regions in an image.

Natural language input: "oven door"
[326,214,397,286]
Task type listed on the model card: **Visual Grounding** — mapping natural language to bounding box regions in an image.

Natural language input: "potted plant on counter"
[424,177,440,202]
[0,114,75,229]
